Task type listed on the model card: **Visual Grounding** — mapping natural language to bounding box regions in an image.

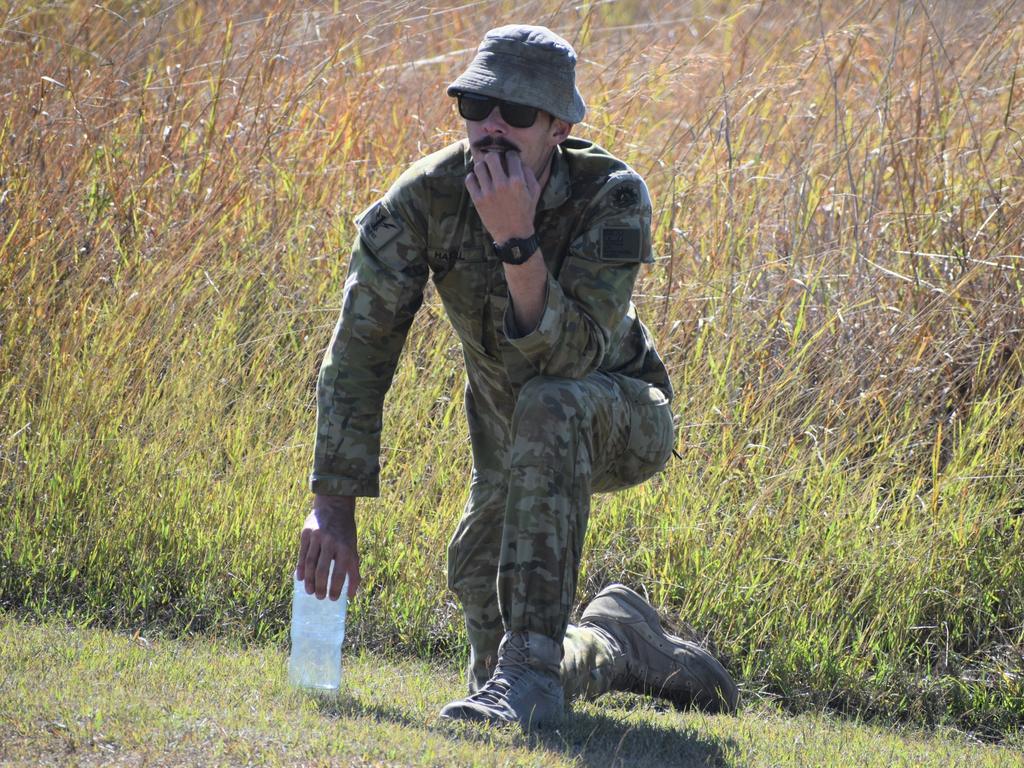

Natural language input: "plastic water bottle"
[288,564,348,692]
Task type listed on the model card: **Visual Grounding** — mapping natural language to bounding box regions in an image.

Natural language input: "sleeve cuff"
[309,472,380,498]
[503,273,566,367]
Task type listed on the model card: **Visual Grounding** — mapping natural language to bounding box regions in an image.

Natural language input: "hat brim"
[447,63,586,124]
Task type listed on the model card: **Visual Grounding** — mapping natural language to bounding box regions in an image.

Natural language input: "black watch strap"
[493,234,539,265]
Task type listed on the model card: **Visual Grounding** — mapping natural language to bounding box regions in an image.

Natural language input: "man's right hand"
[296,494,360,600]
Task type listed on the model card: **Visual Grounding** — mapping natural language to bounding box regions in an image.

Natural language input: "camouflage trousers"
[446,371,675,695]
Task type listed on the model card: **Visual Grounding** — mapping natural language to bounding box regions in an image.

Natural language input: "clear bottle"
[288,563,348,692]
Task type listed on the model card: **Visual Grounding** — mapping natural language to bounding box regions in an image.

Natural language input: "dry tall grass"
[2,0,1022,737]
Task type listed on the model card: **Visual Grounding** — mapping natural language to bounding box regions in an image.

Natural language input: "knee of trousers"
[511,376,590,450]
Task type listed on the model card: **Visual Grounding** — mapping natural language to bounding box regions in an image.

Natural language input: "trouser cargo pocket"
[598,375,675,491]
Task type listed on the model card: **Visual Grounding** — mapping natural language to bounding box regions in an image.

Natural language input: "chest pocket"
[425,183,473,282]
[431,245,494,358]
[423,182,501,359]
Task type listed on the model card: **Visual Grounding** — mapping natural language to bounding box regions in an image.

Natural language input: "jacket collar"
[538,144,570,211]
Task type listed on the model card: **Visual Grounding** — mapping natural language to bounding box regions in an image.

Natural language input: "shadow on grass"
[535,706,738,768]
[313,693,425,730]
[313,693,737,767]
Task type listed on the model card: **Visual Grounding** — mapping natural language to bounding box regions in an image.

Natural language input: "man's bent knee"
[512,376,590,432]
[594,376,675,492]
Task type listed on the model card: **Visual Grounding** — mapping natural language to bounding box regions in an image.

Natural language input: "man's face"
[462,96,571,181]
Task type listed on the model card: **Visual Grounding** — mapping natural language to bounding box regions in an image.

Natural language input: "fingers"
[328,557,347,601]
[472,151,530,193]
[323,549,361,600]
[296,527,310,581]
[506,151,540,199]
[468,149,536,242]
[302,534,361,601]
[483,149,506,179]
[324,557,361,601]
[465,169,482,198]
[299,500,361,601]
[473,156,494,190]
[303,532,320,595]
[505,150,525,181]
[314,547,332,600]
[347,562,362,598]
[466,160,493,202]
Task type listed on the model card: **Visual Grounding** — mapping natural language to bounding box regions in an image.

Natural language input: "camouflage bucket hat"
[447,24,586,124]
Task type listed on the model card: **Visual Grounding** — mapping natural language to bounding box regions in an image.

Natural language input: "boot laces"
[465,641,530,707]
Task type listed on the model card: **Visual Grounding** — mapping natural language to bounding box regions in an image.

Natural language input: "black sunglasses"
[456,92,540,129]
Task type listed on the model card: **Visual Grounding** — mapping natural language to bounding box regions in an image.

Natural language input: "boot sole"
[439,702,562,730]
[582,584,739,714]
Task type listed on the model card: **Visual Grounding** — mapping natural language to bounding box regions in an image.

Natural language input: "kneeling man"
[297,24,738,729]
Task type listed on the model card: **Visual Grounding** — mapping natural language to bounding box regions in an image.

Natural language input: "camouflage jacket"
[310,137,672,497]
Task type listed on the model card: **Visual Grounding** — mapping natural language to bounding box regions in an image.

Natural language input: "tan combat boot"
[578,584,738,713]
[439,630,565,730]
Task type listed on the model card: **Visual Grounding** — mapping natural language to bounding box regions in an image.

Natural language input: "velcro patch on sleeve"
[357,201,404,252]
[601,227,642,261]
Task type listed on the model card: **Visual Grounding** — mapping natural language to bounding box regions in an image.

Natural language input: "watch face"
[494,237,536,264]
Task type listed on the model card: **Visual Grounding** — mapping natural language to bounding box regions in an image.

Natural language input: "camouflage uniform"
[311,136,675,693]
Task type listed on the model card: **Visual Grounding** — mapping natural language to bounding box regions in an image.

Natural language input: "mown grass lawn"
[1,614,1019,767]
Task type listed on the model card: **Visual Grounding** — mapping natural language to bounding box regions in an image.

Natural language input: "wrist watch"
[493,234,540,265]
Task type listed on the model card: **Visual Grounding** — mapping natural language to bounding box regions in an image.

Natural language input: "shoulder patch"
[612,183,639,209]
[601,227,642,261]
[357,201,404,252]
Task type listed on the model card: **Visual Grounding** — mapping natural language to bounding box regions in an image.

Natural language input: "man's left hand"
[466,151,541,243]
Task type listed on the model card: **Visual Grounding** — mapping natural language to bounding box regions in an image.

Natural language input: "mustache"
[472,136,520,153]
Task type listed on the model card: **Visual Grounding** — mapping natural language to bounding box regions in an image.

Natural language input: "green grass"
[1,614,1021,767]
[2,0,1023,743]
